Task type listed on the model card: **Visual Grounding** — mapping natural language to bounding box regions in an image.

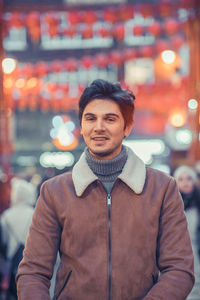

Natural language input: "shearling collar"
[72,147,146,197]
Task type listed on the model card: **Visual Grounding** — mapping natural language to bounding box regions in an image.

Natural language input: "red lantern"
[148,21,162,37]
[23,63,35,78]
[48,25,59,38]
[113,24,125,41]
[28,26,41,44]
[122,48,137,61]
[64,26,76,38]
[62,84,70,93]
[118,5,134,22]
[96,53,109,68]
[44,13,60,38]
[164,18,179,35]
[64,58,77,72]
[179,0,195,9]
[78,84,86,94]
[46,82,57,93]
[155,39,169,52]
[139,4,153,18]
[98,27,111,38]
[133,25,144,36]
[44,13,59,26]
[51,60,62,73]
[110,51,122,66]
[158,0,173,18]
[67,12,81,26]
[81,25,93,39]
[10,67,20,80]
[81,11,97,25]
[81,56,93,69]
[26,13,41,43]
[171,35,185,50]
[2,19,9,37]
[104,8,117,24]
[9,13,24,28]
[26,12,40,28]
[36,62,49,77]
[26,77,39,95]
[140,45,154,58]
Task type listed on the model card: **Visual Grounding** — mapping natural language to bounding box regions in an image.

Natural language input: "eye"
[85,116,96,121]
[106,117,116,122]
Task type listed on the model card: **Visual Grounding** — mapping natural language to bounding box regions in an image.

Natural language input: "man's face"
[81,99,133,160]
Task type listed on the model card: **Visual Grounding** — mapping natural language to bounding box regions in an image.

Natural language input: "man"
[17,79,194,300]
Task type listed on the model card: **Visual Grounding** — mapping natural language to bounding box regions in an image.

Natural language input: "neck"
[85,146,127,179]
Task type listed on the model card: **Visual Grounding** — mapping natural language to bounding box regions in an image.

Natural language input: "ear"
[80,121,83,135]
[124,121,134,138]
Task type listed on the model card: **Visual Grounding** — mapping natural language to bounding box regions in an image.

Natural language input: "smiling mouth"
[92,137,109,141]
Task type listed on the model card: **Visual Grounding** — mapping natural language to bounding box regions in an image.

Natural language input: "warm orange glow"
[15,78,26,89]
[169,111,186,127]
[27,77,38,89]
[52,137,78,150]
[154,52,181,81]
[3,78,14,89]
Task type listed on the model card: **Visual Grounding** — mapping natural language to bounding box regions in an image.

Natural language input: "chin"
[92,151,110,157]
[90,148,112,158]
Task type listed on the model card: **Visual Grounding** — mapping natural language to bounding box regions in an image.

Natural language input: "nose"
[94,118,105,131]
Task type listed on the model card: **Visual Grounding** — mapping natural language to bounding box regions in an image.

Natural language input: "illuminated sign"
[50,115,78,150]
[40,151,75,169]
[123,139,165,164]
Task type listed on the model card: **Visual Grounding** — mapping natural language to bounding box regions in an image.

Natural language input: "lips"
[92,136,109,141]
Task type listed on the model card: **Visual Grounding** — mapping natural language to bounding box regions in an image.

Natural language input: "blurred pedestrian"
[17,79,194,300]
[174,165,200,298]
[195,161,200,190]
[174,165,200,245]
[0,178,36,300]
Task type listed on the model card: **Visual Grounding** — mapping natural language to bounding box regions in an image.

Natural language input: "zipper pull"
[107,194,112,205]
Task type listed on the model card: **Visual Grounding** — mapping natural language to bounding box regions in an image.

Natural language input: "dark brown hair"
[78,79,135,127]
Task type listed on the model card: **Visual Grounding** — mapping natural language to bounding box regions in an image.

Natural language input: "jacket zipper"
[107,193,112,300]
[54,270,72,300]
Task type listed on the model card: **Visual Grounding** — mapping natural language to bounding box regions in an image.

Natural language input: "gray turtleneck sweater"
[85,146,127,194]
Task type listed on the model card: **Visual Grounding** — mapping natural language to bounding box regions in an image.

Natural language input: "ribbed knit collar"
[85,146,127,179]
[72,146,146,196]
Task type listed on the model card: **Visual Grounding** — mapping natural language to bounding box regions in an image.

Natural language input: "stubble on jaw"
[88,145,122,160]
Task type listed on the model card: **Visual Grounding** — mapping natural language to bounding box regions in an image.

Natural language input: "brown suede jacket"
[16,148,194,300]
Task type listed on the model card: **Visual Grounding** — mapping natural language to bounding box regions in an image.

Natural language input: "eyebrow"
[83,113,120,118]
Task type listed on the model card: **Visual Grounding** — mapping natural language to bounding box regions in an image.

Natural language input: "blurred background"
[0,0,200,211]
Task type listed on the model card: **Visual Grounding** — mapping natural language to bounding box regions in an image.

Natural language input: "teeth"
[93,137,106,140]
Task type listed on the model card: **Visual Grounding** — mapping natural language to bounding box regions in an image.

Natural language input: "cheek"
[188,182,194,189]
[80,124,90,136]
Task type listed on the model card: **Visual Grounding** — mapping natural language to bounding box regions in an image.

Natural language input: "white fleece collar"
[72,147,146,197]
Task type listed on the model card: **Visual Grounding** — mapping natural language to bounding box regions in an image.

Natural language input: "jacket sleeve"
[16,180,61,300]
[143,177,195,300]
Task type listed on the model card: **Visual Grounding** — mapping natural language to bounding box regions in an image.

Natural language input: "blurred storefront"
[0,0,200,210]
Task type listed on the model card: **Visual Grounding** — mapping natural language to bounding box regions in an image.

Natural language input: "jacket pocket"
[54,270,72,300]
